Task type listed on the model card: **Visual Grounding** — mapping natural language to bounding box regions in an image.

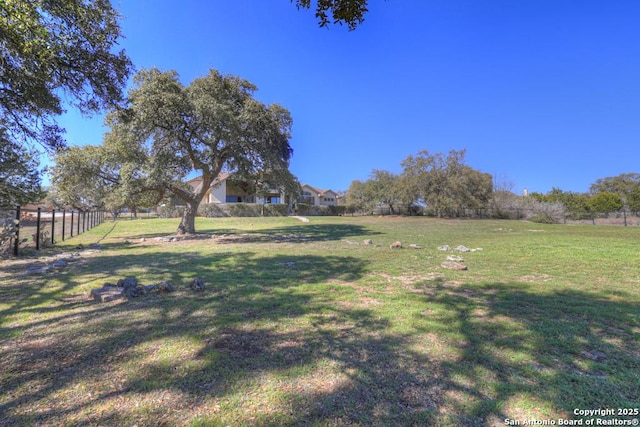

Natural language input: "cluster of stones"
[344,239,421,249]
[437,245,483,270]
[90,277,205,303]
[389,241,422,249]
[22,243,106,275]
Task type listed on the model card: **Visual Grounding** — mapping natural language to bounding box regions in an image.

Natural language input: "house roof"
[302,184,335,196]
[186,172,231,186]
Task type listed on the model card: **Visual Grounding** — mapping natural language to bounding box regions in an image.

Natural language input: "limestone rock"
[143,285,157,293]
[408,244,422,249]
[90,286,123,303]
[122,286,143,298]
[117,277,138,290]
[363,239,373,245]
[441,261,467,271]
[437,245,450,251]
[454,245,471,253]
[156,281,175,292]
[390,241,402,249]
[190,278,205,291]
[446,255,464,262]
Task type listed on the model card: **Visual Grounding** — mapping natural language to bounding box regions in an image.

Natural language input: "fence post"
[623,210,627,227]
[62,210,66,241]
[51,209,55,245]
[14,206,20,256]
[77,211,80,235]
[36,208,41,250]
[70,211,74,237]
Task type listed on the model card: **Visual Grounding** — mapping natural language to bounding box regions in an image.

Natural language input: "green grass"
[1,216,639,426]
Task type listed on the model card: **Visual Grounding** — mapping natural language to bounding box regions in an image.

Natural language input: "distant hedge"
[294,203,346,216]
[198,203,289,217]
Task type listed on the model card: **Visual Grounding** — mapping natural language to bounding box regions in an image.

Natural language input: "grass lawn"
[1,216,639,426]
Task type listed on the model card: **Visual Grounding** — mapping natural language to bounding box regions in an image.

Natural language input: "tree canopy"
[400,149,493,217]
[1,0,133,204]
[293,0,369,30]
[590,173,640,212]
[343,149,492,217]
[53,68,296,234]
[0,131,44,207]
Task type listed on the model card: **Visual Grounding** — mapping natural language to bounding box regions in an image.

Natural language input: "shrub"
[198,203,228,217]
[263,204,289,216]
[157,205,185,218]
[198,203,290,217]
[0,218,19,258]
[295,203,344,216]
[529,212,556,224]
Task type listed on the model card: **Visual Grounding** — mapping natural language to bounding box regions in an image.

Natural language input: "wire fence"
[364,205,640,226]
[1,206,106,257]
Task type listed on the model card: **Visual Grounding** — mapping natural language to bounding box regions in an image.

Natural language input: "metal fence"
[1,206,106,257]
[365,206,640,226]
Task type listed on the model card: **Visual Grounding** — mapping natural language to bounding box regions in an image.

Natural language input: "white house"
[186,173,287,205]
[186,176,336,207]
[299,184,338,207]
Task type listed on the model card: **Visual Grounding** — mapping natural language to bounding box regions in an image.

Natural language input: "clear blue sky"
[55,0,640,195]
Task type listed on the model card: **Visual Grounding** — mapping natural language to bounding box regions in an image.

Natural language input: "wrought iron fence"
[0,206,106,257]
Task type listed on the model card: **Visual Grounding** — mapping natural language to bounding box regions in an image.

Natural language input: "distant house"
[299,184,338,207]
[186,173,287,205]
[186,175,336,209]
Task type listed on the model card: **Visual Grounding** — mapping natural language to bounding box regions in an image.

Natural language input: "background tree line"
[342,151,640,223]
[343,149,493,217]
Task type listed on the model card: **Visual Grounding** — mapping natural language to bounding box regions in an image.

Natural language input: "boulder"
[122,286,143,298]
[142,285,157,293]
[446,255,464,262]
[437,245,450,251]
[90,286,123,303]
[117,277,138,290]
[190,278,205,291]
[389,241,403,249]
[363,239,373,245]
[156,281,175,293]
[454,245,471,253]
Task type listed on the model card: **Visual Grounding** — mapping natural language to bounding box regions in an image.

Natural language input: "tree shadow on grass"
[0,249,371,424]
[2,254,639,425]
[119,222,382,245]
[399,280,640,424]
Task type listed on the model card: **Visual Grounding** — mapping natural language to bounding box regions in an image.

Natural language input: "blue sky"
[55,0,640,195]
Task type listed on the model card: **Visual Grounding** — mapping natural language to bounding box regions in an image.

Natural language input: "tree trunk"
[177,201,199,234]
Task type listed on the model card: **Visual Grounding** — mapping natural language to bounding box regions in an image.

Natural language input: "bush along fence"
[1,206,106,257]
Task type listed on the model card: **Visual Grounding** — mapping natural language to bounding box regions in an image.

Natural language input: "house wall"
[319,191,337,206]
[208,182,227,204]
[300,186,318,205]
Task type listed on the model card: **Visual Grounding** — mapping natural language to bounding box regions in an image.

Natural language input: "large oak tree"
[98,68,295,234]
